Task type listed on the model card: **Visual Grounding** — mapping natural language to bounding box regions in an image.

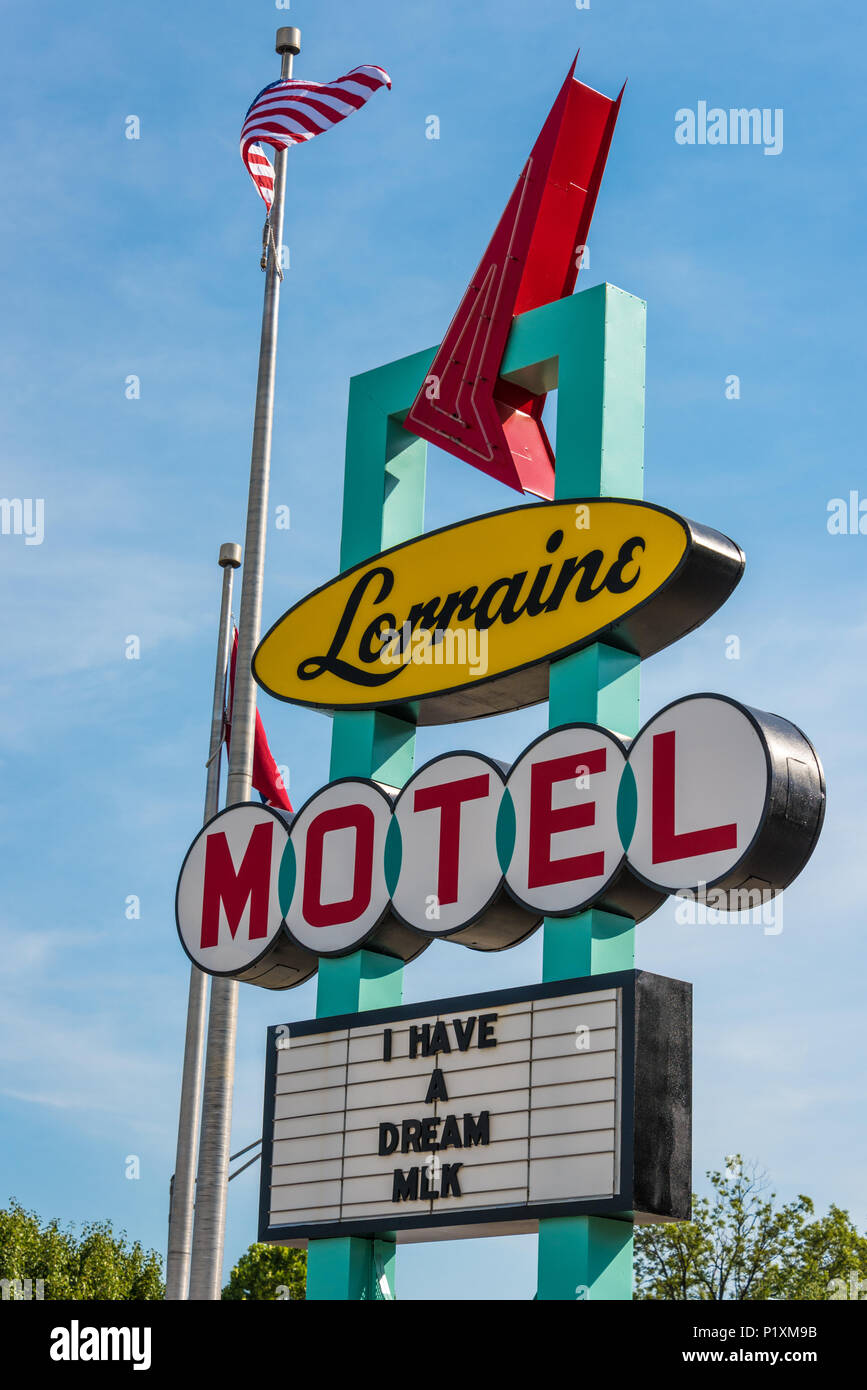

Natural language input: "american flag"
[240,65,392,208]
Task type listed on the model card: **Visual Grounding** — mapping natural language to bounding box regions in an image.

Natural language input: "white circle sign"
[390,753,505,936]
[504,724,629,915]
[282,778,393,956]
[626,695,769,893]
[176,803,292,976]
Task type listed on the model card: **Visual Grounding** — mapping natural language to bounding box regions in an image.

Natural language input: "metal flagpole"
[165,541,241,1301]
[188,25,300,1302]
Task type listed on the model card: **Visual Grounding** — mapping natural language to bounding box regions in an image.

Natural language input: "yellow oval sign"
[253,499,744,724]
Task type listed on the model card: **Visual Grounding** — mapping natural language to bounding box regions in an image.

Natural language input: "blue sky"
[1,0,865,1300]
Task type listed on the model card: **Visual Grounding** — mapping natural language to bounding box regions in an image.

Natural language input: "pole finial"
[219,542,242,569]
[276,26,301,56]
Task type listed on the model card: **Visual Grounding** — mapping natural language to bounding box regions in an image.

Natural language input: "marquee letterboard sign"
[258,970,692,1244]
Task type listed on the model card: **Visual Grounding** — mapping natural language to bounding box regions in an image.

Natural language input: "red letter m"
[200,822,273,949]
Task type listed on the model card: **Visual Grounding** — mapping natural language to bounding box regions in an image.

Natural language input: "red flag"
[226,630,293,813]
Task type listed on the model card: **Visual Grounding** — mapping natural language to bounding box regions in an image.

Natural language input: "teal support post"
[314,947,405,1020]
[306,358,427,1301]
[529,284,646,1301]
[537,1215,634,1302]
[305,1236,397,1303]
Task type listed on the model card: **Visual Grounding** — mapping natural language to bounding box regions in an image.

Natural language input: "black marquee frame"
[258,969,692,1246]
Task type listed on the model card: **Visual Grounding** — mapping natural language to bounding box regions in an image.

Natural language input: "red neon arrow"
[404,56,623,498]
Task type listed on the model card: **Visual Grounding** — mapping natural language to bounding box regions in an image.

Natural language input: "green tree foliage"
[0,1199,164,1300]
[635,1156,867,1300]
[222,1242,306,1300]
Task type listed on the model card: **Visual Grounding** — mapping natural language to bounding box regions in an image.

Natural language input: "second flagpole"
[187,24,301,1302]
[165,541,240,1300]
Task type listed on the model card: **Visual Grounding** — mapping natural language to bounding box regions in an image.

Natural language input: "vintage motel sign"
[259,971,692,1243]
[252,499,744,724]
[175,695,824,981]
[172,45,831,1302]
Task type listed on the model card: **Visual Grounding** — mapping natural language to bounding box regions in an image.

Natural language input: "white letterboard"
[260,977,640,1244]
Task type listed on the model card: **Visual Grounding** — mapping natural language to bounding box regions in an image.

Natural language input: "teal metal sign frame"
[304,282,647,1301]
